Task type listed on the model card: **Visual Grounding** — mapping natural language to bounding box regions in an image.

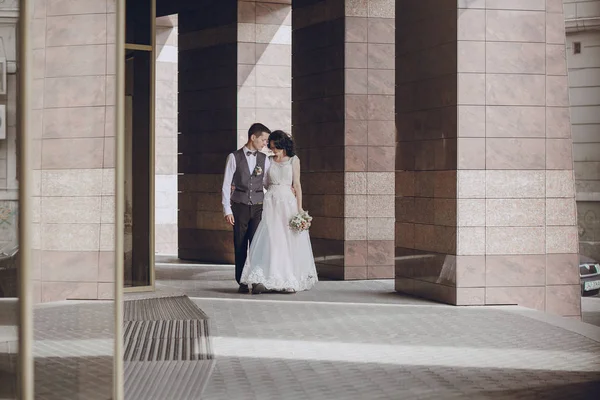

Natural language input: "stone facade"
[563,0,600,261]
[1,0,585,318]
[30,0,117,302]
[292,0,396,280]
[395,0,580,318]
[155,16,178,255]
[178,0,292,263]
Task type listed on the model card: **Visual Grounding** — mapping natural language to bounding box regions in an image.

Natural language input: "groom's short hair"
[248,123,271,139]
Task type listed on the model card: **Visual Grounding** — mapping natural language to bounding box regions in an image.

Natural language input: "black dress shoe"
[238,284,249,293]
[252,283,266,294]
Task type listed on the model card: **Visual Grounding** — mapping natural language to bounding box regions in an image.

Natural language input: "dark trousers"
[232,202,263,284]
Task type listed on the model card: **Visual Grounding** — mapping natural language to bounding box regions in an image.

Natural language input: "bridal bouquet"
[289,210,313,232]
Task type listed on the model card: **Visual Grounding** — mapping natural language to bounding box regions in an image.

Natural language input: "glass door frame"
[123,0,156,293]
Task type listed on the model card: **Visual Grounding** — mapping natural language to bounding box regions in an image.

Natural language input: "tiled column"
[237,0,291,147]
[30,0,116,302]
[178,0,292,262]
[155,16,178,255]
[395,1,458,302]
[293,0,396,280]
[395,1,580,317]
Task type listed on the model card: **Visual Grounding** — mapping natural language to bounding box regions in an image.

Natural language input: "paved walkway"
[149,261,600,400]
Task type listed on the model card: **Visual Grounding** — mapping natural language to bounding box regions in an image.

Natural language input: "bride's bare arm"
[292,156,303,211]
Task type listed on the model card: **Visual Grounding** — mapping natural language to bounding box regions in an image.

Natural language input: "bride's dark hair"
[269,130,295,157]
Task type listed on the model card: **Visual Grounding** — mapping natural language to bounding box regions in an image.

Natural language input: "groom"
[222,123,271,293]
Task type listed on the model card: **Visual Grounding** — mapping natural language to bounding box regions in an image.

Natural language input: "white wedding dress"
[240,156,318,292]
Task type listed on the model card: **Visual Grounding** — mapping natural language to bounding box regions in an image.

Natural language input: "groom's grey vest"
[231,149,266,205]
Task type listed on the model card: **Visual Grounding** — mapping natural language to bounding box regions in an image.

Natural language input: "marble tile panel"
[486,42,545,74]
[367,217,395,240]
[486,255,546,287]
[458,41,485,73]
[458,138,485,169]
[546,285,581,316]
[368,18,394,43]
[546,76,570,107]
[345,16,368,42]
[546,253,580,285]
[457,170,485,199]
[47,0,107,15]
[41,223,101,251]
[457,227,485,256]
[46,14,107,46]
[41,250,99,282]
[44,76,106,108]
[367,240,394,266]
[456,288,485,306]
[458,73,485,105]
[486,10,545,43]
[456,255,486,287]
[41,196,102,224]
[42,169,103,196]
[458,106,485,138]
[485,0,545,10]
[345,218,367,240]
[486,199,545,227]
[546,170,575,198]
[486,286,545,311]
[345,241,368,267]
[546,226,578,254]
[546,107,571,139]
[486,170,545,198]
[486,227,545,255]
[458,9,485,41]
[486,74,545,106]
[41,138,104,169]
[457,199,486,227]
[486,106,545,138]
[345,267,368,280]
[546,12,566,44]
[42,282,98,302]
[546,44,567,76]
[368,265,394,279]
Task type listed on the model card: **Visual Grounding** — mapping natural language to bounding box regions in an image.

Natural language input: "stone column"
[293,0,396,279]
[237,0,292,147]
[30,0,116,302]
[155,16,178,255]
[395,1,580,317]
[178,0,292,263]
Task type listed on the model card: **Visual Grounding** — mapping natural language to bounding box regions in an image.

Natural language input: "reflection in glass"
[0,4,20,395]
[125,49,153,288]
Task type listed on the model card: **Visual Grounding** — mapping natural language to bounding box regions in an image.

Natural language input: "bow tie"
[246,151,257,156]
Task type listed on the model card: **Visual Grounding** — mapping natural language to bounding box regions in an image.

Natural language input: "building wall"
[178,0,292,263]
[155,17,178,255]
[292,0,396,280]
[395,1,458,300]
[237,0,292,147]
[0,1,19,253]
[563,0,600,261]
[31,0,116,302]
[395,0,581,317]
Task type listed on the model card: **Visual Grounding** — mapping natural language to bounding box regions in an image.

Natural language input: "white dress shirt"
[222,146,271,216]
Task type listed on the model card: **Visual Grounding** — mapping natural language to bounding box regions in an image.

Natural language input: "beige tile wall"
[237,0,292,146]
[396,1,580,317]
[155,20,178,255]
[31,0,116,302]
[456,1,579,316]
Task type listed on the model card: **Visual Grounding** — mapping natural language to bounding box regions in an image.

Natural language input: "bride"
[240,130,318,294]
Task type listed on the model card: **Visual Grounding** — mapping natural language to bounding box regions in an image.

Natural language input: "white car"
[580,255,600,296]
